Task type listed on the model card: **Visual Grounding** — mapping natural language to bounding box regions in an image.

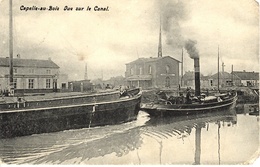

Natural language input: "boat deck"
[0,88,141,113]
[0,90,118,103]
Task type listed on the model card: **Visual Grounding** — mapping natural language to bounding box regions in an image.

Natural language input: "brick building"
[125,56,180,89]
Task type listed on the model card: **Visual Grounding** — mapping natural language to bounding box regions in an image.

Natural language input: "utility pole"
[222,62,225,87]
[9,0,14,96]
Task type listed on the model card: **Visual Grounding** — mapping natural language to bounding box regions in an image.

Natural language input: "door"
[165,77,170,88]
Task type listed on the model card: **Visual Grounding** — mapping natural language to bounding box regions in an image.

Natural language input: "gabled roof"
[182,71,208,80]
[233,71,259,80]
[126,56,180,65]
[211,71,240,80]
[0,57,59,68]
[211,72,230,79]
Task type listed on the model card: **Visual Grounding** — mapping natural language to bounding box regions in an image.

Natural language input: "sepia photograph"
[0,0,259,165]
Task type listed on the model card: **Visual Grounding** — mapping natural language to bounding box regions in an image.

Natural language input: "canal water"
[0,105,259,165]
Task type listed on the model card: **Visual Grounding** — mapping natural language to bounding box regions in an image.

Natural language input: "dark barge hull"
[0,89,141,138]
[141,93,237,117]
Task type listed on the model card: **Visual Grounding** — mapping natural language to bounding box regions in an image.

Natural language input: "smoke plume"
[159,0,187,49]
[184,39,199,59]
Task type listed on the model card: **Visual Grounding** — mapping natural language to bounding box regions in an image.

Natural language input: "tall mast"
[231,65,234,86]
[181,48,183,86]
[9,0,14,95]
[217,46,220,92]
[158,15,162,57]
[222,62,225,87]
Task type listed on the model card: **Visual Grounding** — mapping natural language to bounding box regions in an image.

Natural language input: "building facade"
[182,71,211,89]
[232,70,259,87]
[182,70,259,89]
[210,71,242,88]
[0,57,61,94]
[125,56,180,89]
[68,79,92,92]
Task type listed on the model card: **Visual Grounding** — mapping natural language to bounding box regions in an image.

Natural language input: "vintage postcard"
[0,0,259,165]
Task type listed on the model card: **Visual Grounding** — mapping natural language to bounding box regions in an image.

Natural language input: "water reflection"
[143,109,236,139]
[142,109,237,165]
[235,103,259,115]
[0,116,148,164]
[0,107,258,165]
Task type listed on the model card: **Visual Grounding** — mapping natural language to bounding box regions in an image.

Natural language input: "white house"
[0,57,62,93]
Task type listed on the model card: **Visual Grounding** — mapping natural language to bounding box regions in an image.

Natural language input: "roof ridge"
[0,57,59,68]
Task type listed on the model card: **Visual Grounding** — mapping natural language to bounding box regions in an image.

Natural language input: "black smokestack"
[185,39,200,96]
[194,58,200,96]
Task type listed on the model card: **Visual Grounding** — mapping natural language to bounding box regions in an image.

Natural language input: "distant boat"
[0,0,142,139]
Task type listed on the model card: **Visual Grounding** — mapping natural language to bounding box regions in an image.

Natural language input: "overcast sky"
[0,0,259,80]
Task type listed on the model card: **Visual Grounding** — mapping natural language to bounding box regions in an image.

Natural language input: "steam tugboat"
[141,43,237,117]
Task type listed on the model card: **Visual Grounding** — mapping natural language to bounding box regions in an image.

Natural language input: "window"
[46,69,51,74]
[148,65,152,74]
[130,68,134,75]
[226,80,232,86]
[166,65,170,74]
[139,67,143,75]
[61,83,66,89]
[29,69,34,73]
[53,79,57,91]
[13,78,17,89]
[28,79,34,89]
[14,68,17,73]
[46,79,51,88]
[209,79,213,86]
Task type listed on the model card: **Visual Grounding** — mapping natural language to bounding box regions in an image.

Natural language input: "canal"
[0,105,259,165]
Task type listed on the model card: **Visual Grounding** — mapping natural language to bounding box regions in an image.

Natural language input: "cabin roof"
[0,57,59,68]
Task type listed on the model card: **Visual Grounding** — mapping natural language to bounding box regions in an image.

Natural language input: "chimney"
[84,63,88,80]
[194,58,200,96]
[17,54,21,58]
[184,39,200,96]
[158,17,162,57]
